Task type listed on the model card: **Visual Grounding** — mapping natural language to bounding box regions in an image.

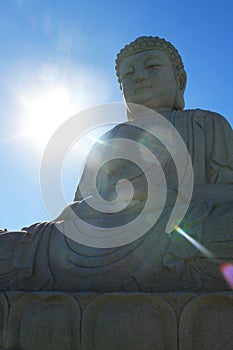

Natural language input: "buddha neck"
[153,107,175,119]
[127,106,177,122]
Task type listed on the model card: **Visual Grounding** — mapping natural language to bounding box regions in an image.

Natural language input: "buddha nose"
[134,67,148,82]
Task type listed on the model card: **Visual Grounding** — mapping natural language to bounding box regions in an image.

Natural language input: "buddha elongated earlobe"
[175,70,187,110]
[174,90,185,110]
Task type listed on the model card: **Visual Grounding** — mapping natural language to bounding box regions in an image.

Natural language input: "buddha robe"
[1,109,233,292]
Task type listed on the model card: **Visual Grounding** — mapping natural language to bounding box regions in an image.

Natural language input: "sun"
[20,86,75,147]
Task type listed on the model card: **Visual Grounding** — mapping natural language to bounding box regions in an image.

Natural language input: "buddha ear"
[175,70,187,110]
[177,70,187,93]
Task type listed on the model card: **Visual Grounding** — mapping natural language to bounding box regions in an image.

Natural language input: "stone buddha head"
[115,36,187,112]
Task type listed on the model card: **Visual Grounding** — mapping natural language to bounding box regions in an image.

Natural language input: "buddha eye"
[123,71,134,78]
[146,64,159,70]
[145,59,162,70]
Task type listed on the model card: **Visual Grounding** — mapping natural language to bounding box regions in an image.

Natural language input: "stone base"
[0,291,232,349]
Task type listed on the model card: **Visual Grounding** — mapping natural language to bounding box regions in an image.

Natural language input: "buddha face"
[119,49,178,110]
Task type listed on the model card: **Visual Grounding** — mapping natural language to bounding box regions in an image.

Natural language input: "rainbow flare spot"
[220,263,233,289]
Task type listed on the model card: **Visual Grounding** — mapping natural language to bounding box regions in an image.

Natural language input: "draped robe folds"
[1,109,233,292]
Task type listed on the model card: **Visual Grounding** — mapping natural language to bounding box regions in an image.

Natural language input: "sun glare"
[20,86,75,147]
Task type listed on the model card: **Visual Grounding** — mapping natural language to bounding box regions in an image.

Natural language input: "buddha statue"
[1,36,233,292]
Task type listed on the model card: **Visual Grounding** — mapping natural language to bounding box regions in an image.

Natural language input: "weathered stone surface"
[81,293,177,350]
[4,293,81,350]
[0,294,8,348]
[0,292,232,349]
[179,293,233,350]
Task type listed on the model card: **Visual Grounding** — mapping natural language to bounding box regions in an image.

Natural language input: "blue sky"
[1,0,233,230]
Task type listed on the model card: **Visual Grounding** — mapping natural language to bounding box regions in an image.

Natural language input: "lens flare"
[220,263,233,289]
[174,225,214,258]
[41,103,193,247]
[174,226,233,289]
